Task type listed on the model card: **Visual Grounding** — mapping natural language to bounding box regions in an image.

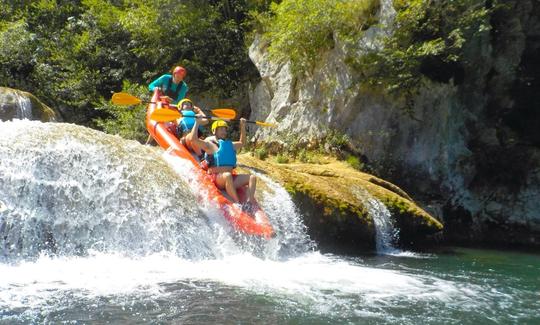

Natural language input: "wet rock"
[0,87,61,122]
[239,154,442,253]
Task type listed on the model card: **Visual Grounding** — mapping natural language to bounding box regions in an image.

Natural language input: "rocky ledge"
[238,154,443,253]
[0,87,60,122]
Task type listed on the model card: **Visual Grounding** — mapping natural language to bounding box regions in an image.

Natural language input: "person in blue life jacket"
[148,66,188,104]
[176,98,208,157]
[188,117,257,204]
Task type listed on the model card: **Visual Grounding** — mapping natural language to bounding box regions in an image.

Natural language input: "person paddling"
[176,98,208,158]
[148,66,188,105]
[188,117,257,204]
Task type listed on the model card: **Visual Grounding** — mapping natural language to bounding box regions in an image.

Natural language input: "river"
[1,121,539,324]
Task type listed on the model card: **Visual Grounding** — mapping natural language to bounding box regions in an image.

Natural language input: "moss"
[367,177,413,201]
[275,153,290,164]
[345,154,363,170]
[285,179,370,221]
[379,194,443,231]
[239,154,441,235]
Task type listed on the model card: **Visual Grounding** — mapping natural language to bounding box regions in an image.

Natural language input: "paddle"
[150,108,236,122]
[111,92,146,105]
[150,109,276,127]
[111,92,236,119]
[236,119,277,127]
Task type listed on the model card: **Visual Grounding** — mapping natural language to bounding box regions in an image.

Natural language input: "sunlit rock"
[0,87,61,122]
[239,154,442,253]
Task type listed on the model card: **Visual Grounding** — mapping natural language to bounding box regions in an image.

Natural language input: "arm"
[148,74,168,92]
[233,118,246,151]
[193,106,209,125]
[188,116,216,154]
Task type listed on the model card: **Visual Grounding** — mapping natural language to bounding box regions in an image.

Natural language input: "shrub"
[94,80,148,143]
[261,0,380,74]
[275,153,290,164]
[346,154,363,170]
[353,0,498,107]
[254,146,269,160]
[297,148,323,164]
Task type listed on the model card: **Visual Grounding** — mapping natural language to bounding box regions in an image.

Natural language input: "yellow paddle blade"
[111,92,142,105]
[254,121,276,127]
[150,109,181,122]
[210,108,236,119]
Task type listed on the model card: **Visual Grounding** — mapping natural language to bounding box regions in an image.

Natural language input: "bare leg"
[216,172,240,202]
[248,175,257,203]
[232,174,257,203]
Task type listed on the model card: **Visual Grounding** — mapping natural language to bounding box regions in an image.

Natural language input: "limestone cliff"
[247,0,540,248]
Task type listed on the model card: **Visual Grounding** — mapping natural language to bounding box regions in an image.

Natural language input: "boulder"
[0,87,61,122]
[238,154,443,253]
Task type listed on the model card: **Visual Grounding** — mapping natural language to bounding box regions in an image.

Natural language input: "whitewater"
[1,120,538,324]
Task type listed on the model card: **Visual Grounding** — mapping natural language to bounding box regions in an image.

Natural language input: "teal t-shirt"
[148,74,188,104]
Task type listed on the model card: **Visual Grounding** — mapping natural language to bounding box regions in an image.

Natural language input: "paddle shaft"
[208,117,276,127]
[112,93,236,119]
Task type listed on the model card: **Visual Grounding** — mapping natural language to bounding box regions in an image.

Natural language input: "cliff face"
[248,0,540,247]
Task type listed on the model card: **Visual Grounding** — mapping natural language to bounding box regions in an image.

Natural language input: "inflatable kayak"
[145,90,274,239]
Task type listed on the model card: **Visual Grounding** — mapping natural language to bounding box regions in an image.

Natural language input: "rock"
[246,0,540,248]
[238,154,443,253]
[0,87,61,122]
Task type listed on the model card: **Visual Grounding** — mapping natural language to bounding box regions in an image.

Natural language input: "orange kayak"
[145,90,274,239]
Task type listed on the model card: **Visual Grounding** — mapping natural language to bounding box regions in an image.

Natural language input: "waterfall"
[0,120,313,262]
[0,120,218,261]
[14,91,33,119]
[249,171,316,258]
[354,187,401,254]
[365,197,400,254]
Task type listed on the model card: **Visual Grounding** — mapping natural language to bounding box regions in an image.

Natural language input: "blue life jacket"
[177,110,203,135]
[205,139,237,168]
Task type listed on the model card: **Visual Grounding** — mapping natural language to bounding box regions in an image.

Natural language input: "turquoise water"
[1,121,539,324]
[1,247,538,324]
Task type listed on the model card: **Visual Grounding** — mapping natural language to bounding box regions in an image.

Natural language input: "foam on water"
[2,120,534,323]
[0,251,482,319]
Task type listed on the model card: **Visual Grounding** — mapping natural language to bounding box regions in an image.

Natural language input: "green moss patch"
[239,153,443,247]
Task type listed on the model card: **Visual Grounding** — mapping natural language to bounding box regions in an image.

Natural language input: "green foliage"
[0,0,261,138]
[260,0,380,74]
[325,130,350,151]
[275,153,290,164]
[0,20,37,89]
[345,154,363,170]
[253,146,269,160]
[353,0,496,107]
[297,148,323,164]
[94,81,148,143]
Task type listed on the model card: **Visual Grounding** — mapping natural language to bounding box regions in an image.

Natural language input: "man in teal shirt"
[148,66,189,104]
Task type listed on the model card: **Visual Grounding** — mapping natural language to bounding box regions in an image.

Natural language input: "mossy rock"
[238,154,443,253]
[0,87,61,122]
